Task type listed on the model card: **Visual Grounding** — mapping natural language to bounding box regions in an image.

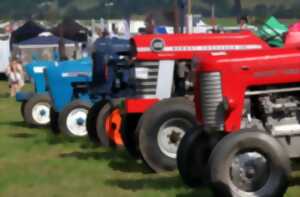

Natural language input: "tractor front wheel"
[209,131,291,197]
[177,127,215,187]
[138,98,197,173]
[86,101,107,145]
[96,100,123,147]
[23,94,51,127]
[58,100,91,138]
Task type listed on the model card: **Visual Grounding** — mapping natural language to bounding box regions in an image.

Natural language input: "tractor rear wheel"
[58,100,91,138]
[138,98,197,173]
[23,94,51,127]
[20,101,27,120]
[177,127,213,187]
[209,131,291,197]
[96,100,123,147]
[120,113,142,158]
[50,107,60,134]
[86,101,107,145]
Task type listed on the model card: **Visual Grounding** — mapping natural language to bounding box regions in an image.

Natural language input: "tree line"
[0,0,299,20]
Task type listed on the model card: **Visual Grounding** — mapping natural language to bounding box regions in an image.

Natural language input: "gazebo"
[11,20,47,44]
[13,32,76,63]
[51,19,90,42]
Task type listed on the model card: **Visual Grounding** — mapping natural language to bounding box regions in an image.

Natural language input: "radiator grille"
[199,72,224,130]
[134,61,159,98]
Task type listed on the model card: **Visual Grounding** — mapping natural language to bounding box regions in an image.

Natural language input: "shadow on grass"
[290,177,300,187]
[108,156,151,174]
[79,140,102,150]
[0,121,27,128]
[59,148,151,174]
[176,190,213,197]
[10,133,37,139]
[45,132,83,145]
[106,176,213,196]
[59,150,116,161]
[106,176,181,190]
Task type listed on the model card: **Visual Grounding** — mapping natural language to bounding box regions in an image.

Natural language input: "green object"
[257,16,288,47]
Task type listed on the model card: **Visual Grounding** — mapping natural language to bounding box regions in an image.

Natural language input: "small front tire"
[23,94,51,127]
[58,100,91,138]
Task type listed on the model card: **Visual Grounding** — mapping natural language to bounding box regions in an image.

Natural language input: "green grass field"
[0,80,300,197]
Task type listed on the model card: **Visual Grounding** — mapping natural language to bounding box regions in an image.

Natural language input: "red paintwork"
[131,31,269,61]
[124,98,159,113]
[194,48,300,132]
[125,32,270,114]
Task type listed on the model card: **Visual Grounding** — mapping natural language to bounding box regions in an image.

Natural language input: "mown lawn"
[0,80,300,197]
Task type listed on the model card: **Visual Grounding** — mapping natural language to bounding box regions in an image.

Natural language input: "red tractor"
[177,47,300,197]
[86,31,270,172]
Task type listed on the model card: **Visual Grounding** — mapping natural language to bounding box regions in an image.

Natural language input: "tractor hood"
[131,31,269,61]
[195,48,300,81]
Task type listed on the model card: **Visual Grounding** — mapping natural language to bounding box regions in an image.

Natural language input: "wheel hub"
[66,108,88,137]
[157,118,192,159]
[168,130,182,145]
[230,151,270,192]
[32,102,51,125]
[77,118,85,126]
[39,109,46,116]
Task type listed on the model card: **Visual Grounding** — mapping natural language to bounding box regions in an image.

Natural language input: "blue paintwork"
[88,37,134,100]
[46,37,134,116]
[16,60,55,102]
[45,58,92,112]
[16,92,34,102]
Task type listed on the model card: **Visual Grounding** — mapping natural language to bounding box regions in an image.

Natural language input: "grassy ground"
[0,80,300,197]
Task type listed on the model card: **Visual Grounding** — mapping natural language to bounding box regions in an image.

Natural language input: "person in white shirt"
[6,58,24,97]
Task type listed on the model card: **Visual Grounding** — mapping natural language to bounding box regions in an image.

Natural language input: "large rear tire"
[86,100,107,144]
[23,94,51,127]
[177,127,214,187]
[138,98,197,173]
[120,113,142,158]
[50,107,60,134]
[20,101,27,120]
[209,131,291,197]
[96,100,124,147]
[58,100,91,138]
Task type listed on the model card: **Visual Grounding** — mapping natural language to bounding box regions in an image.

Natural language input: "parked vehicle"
[16,61,55,126]
[177,48,300,197]
[87,31,270,172]
[45,58,92,136]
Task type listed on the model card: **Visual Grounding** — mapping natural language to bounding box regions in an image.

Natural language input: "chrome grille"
[134,61,159,98]
[199,72,224,130]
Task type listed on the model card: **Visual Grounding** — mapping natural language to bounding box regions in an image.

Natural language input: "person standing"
[6,58,24,97]
[238,15,249,30]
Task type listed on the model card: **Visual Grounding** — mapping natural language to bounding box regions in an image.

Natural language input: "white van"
[0,39,10,77]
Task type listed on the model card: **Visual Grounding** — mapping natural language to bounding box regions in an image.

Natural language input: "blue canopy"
[17,35,75,48]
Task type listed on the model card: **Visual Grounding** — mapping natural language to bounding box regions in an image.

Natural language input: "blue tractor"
[47,37,132,139]
[45,58,93,136]
[16,61,55,127]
